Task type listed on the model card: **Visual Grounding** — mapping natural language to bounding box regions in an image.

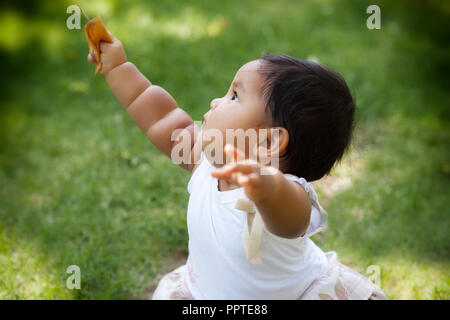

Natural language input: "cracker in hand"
[84,16,113,73]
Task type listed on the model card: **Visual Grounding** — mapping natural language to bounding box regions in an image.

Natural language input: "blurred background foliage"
[0,0,448,299]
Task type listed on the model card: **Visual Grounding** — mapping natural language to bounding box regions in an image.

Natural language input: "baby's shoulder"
[191,151,207,175]
[191,160,202,175]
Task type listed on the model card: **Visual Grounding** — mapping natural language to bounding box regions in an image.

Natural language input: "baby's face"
[201,59,271,167]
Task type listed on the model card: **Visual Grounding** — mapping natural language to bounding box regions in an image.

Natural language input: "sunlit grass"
[378,256,449,300]
[0,9,67,57]
[0,226,73,299]
[108,6,229,44]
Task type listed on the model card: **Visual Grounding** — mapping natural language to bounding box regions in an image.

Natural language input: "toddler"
[88,33,386,300]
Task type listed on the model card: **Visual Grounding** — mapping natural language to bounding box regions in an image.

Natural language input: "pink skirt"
[152,251,387,300]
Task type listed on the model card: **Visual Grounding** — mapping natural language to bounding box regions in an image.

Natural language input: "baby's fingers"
[107,31,116,40]
[211,162,253,179]
[99,40,114,54]
[99,34,121,53]
[225,144,246,163]
[87,51,97,63]
[237,172,260,187]
[210,166,233,179]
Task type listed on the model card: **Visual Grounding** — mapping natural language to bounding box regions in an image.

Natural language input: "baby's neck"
[217,178,240,192]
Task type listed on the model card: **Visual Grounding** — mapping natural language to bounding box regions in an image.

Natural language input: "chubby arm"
[88,34,200,172]
[211,145,311,239]
[254,170,311,238]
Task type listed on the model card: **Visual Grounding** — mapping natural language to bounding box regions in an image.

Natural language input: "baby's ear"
[267,127,289,158]
[253,127,289,163]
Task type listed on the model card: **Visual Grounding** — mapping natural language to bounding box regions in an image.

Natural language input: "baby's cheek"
[199,126,225,154]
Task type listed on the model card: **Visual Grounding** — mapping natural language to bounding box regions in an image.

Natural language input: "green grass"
[0,0,449,299]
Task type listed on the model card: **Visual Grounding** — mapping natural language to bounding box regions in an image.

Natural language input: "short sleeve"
[187,152,205,194]
[283,174,327,238]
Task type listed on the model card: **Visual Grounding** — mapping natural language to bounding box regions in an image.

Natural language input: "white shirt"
[185,152,329,299]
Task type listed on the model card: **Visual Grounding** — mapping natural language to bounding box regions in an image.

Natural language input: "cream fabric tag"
[235,198,264,265]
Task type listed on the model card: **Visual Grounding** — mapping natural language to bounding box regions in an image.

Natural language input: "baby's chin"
[201,142,227,167]
[198,126,263,167]
[197,129,225,166]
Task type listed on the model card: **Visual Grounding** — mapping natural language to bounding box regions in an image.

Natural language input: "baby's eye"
[232,91,239,101]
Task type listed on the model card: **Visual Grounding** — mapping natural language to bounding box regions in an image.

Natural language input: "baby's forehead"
[237,59,262,74]
[232,59,264,89]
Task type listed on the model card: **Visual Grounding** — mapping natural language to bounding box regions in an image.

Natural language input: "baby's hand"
[211,144,278,203]
[87,33,127,75]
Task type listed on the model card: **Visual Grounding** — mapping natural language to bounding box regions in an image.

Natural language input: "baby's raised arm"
[88,34,201,172]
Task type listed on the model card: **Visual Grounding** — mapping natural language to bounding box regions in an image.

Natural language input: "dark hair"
[258,53,355,181]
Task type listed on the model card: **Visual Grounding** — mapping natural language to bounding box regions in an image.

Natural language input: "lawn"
[0,0,448,299]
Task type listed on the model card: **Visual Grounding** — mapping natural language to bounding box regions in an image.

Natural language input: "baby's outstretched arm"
[88,34,200,172]
[211,145,311,239]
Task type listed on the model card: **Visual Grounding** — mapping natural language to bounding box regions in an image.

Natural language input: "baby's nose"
[203,110,210,121]
[210,98,220,110]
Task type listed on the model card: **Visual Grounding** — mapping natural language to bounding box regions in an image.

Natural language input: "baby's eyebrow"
[233,81,245,93]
